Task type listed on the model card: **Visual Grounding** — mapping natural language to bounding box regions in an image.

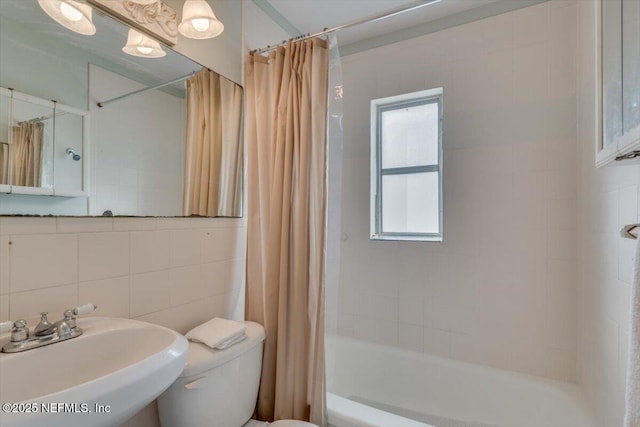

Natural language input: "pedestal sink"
[0,317,188,427]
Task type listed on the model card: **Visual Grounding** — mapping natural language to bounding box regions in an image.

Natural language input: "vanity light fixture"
[122,29,166,58]
[178,0,224,40]
[38,0,96,35]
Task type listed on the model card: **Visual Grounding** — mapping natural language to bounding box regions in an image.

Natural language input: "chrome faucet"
[34,310,77,338]
[34,312,54,336]
[0,303,97,353]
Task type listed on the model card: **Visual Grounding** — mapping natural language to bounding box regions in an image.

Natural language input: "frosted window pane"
[603,0,623,147]
[382,172,439,234]
[623,0,640,133]
[381,102,438,169]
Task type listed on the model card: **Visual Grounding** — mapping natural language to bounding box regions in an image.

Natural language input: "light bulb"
[179,0,223,39]
[123,29,166,58]
[59,2,83,22]
[136,46,153,54]
[191,18,210,32]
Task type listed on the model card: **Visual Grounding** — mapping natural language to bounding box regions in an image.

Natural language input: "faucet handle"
[63,310,76,329]
[34,312,54,337]
[73,303,97,316]
[11,319,29,342]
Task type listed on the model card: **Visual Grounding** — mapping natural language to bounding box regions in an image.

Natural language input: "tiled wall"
[0,216,246,426]
[89,65,185,217]
[335,0,579,382]
[576,0,634,424]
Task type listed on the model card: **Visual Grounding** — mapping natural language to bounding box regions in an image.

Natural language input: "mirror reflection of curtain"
[0,144,8,184]
[183,68,243,217]
[11,121,44,187]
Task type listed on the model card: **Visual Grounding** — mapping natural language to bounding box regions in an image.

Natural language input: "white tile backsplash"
[79,276,130,318]
[0,237,9,295]
[130,230,172,274]
[79,232,130,281]
[169,264,207,306]
[57,217,114,233]
[10,234,78,292]
[202,226,246,262]
[0,217,57,235]
[0,294,9,321]
[0,217,246,329]
[10,283,79,323]
[170,229,203,267]
[130,270,174,317]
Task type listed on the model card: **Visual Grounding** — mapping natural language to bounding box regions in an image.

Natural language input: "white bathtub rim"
[327,393,432,427]
[327,335,597,427]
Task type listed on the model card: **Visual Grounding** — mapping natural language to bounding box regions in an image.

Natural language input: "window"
[370,88,443,242]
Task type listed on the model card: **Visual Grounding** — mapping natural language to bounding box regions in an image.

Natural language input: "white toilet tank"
[158,321,266,427]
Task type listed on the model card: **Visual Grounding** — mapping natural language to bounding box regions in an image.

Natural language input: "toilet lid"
[270,421,318,427]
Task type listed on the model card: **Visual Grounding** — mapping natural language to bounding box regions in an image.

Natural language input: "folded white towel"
[625,237,640,427]
[215,332,247,349]
[186,318,247,350]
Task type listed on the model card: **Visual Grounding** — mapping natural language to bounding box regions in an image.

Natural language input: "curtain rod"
[96,71,197,108]
[250,0,442,55]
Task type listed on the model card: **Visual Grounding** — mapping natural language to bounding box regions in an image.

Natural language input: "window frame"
[370,88,443,242]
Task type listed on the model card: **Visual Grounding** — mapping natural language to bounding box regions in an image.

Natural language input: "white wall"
[335,0,579,382]
[165,0,243,84]
[577,0,633,424]
[89,65,185,217]
[243,0,291,52]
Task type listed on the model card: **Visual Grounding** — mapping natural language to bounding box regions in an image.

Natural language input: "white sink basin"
[0,317,188,427]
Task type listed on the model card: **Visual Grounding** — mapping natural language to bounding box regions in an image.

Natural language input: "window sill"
[370,234,442,242]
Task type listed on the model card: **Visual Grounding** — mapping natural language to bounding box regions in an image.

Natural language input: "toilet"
[158,321,317,427]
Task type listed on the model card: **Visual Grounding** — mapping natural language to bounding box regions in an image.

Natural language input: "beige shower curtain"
[245,38,329,426]
[183,68,243,217]
[11,121,44,187]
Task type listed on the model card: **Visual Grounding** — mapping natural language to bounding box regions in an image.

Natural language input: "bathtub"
[325,335,597,427]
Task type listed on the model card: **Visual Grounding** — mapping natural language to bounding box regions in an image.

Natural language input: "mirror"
[0,0,243,217]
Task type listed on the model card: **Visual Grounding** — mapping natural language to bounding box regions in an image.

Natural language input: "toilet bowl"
[158,321,318,427]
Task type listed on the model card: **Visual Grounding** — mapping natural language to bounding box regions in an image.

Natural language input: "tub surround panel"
[335,0,578,383]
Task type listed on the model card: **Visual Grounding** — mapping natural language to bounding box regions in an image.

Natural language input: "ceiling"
[259,0,537,51]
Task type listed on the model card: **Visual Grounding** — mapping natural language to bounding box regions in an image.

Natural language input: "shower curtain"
[11,121,44,187]
[183,68,243,217]
[245,38,329,426]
